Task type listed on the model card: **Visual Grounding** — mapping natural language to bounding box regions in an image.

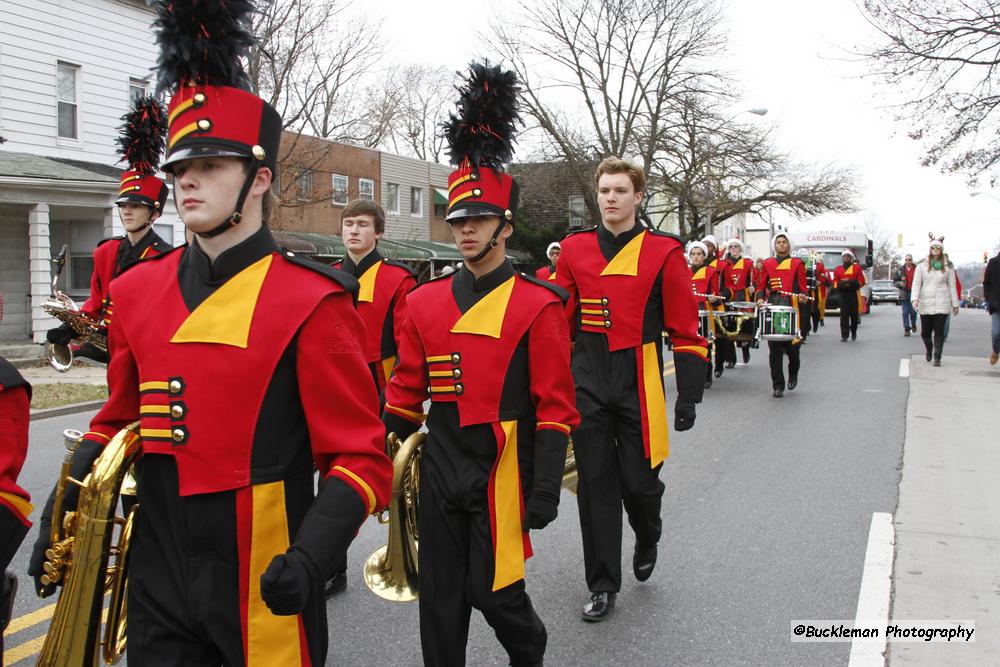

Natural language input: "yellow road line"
[5,634,47,664]
[5,602,56,634]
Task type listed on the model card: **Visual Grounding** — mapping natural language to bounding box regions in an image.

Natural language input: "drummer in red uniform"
[755,233,807,398]
[723,238,754,364]
[535,241,561,280]
[688,241,723,389]
[833,249,866,341]
[702,235,733,378]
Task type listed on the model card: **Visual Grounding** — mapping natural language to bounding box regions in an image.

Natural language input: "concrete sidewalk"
[890,355,1000,665]
[18,364,108,386]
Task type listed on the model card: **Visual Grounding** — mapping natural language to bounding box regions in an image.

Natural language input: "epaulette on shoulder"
[519,272,570,303]
[141,243,185,262]
[409,270,454,294]
[150,237,174,254]
[562,225,597,240]
[280,250,359,295]
[97,235,125,248]
[646,227,685,245]
[383,258,419,278]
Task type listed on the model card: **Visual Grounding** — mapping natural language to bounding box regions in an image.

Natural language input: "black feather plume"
[116,96,167,175]
[443,62,521,170]
[151,0,257,95]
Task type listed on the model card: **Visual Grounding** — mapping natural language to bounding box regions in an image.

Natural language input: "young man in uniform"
[755,233,807,398]
[382,62,579,667]
[327,198,415,596]
[833,249,865,341]
[722,237,754,363]
[535,241,561,280]
[808,251,831,333]
[46,97,173,365]
[556,157,708,622]
[703,235,733,376]
[688,242,723,389]
[29,4,392,664]
[0,357,31,661]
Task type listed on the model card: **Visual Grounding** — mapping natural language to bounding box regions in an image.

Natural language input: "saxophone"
[42,244,108,372]
[37,423,140,666]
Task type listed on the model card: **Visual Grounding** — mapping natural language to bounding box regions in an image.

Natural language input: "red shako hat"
[115,96,168,211]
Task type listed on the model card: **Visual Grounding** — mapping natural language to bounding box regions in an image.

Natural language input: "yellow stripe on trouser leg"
[493,420,525,591]
[248,481,303,666]
[642,342,669,468]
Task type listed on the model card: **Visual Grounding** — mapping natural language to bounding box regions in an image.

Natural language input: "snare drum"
[713,301,758,342]
[759,305,799,341]
[698,309,715,342]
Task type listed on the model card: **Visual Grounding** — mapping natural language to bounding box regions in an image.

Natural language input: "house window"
[297,169,313,200]
[387,183,400,214]
[153,222,174,245]
[57,62,79,139]
[332,174,348,205]
[568,195,586,228]
[359,178,375,200]
[129,78,147,103]
[410,187,423,217]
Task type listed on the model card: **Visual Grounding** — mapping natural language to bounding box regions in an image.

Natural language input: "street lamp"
[970,191,1000,201]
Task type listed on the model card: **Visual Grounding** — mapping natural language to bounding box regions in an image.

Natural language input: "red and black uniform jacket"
[80,230,172,325]
[82,227,391,511]
[556,223,708,467]
[534,264,557,281]
[0,357,32,568]
[334,250,416,394]
[690,263,722,308]
[755,255,808,306]
[383,260,580,591]
[832,262,866,292]
[723,255,754,302]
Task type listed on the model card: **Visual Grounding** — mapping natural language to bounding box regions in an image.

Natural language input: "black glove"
[381,411,419,444]
[260,548,320,616]
[522,429,569,531]
[46,323,75,346]
[27,439,102,597]
[674,398,697,432]
[259,475,366,615]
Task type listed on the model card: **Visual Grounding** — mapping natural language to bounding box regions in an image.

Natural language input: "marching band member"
[556,157,707,622]
[382,63,579,667]
[703,235,734,377]
[0,357,31,660]
[29,4,392,664]
[808,252,831,332]
[755,233,807,398]
[535,241,561,280]
[329,198,416,597]
[689,241,723,389]
[46,97,173,365]
[795,249,812,343]
[723,238,754,363]
[833,249,866,341]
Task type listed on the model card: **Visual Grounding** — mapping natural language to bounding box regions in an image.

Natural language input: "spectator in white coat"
[912,237,959,366]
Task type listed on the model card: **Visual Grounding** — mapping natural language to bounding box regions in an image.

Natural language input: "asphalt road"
[3,304,992,665]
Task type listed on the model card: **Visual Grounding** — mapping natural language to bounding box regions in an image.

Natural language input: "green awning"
[271,231,531,265]
[433,187,449,205]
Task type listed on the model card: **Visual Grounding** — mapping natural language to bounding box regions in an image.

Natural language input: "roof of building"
[0,150,123,182]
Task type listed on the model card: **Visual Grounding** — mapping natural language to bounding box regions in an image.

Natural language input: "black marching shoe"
[633,544,658,582]
[324,571,347,598]
[787,376,798,391]
[582,592,616,623]
[704,378,713,389]
[841,336,848,342]
[851,332,857,341]
[725,360,735,369]
[742,346,751,363]
[773,386,784,398]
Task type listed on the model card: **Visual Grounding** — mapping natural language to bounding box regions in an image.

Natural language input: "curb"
[30,399,107,422]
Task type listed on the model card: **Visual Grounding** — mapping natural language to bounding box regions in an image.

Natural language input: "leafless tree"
[857,0,1000,182]
[863,212,901,279]
[382,65,456,163]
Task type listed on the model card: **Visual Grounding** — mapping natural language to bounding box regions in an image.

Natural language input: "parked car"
[870,279,899,305]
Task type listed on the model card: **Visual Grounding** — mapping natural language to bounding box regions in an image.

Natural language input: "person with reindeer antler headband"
[912,233,960,366]
[554,157,708,622]
[381,61,579,666]
[29,2,393,664]
[44,96,173,367]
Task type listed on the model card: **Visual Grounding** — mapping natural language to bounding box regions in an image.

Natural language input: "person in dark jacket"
[894,254,917,336]
[984,249,1000,365]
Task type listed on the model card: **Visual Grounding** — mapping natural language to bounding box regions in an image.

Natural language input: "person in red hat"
[28,3,392,665]
[45,96,173,365]
[0,357,31,662]
[382,62,579,667]
[555,157,708,622]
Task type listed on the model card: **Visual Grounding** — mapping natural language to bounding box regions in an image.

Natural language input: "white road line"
[848,512,895,667]
[898,358,910,378]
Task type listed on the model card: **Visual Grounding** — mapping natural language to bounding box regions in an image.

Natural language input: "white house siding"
[380,152,434,241]
[0,203,30,339]
[0,0,158,164]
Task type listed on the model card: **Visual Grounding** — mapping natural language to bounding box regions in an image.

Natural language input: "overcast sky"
[377,0,998,264]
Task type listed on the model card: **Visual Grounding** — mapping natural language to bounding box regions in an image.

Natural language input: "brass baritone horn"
[364,431,424,602]
[37,422,141,666]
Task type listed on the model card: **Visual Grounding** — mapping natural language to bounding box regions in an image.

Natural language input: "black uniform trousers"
[128,455,325,667]
[714,337,736,369]
[767,340,800,390]
[798,302,811,340]
[572,333,665,594]
[418,405,546,667]
[839,288,860,338]
[809,299,821,332]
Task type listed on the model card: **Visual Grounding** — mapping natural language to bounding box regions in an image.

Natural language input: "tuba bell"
[37,423,140,666]
[42,244,108,373]
[364,431,423,602]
